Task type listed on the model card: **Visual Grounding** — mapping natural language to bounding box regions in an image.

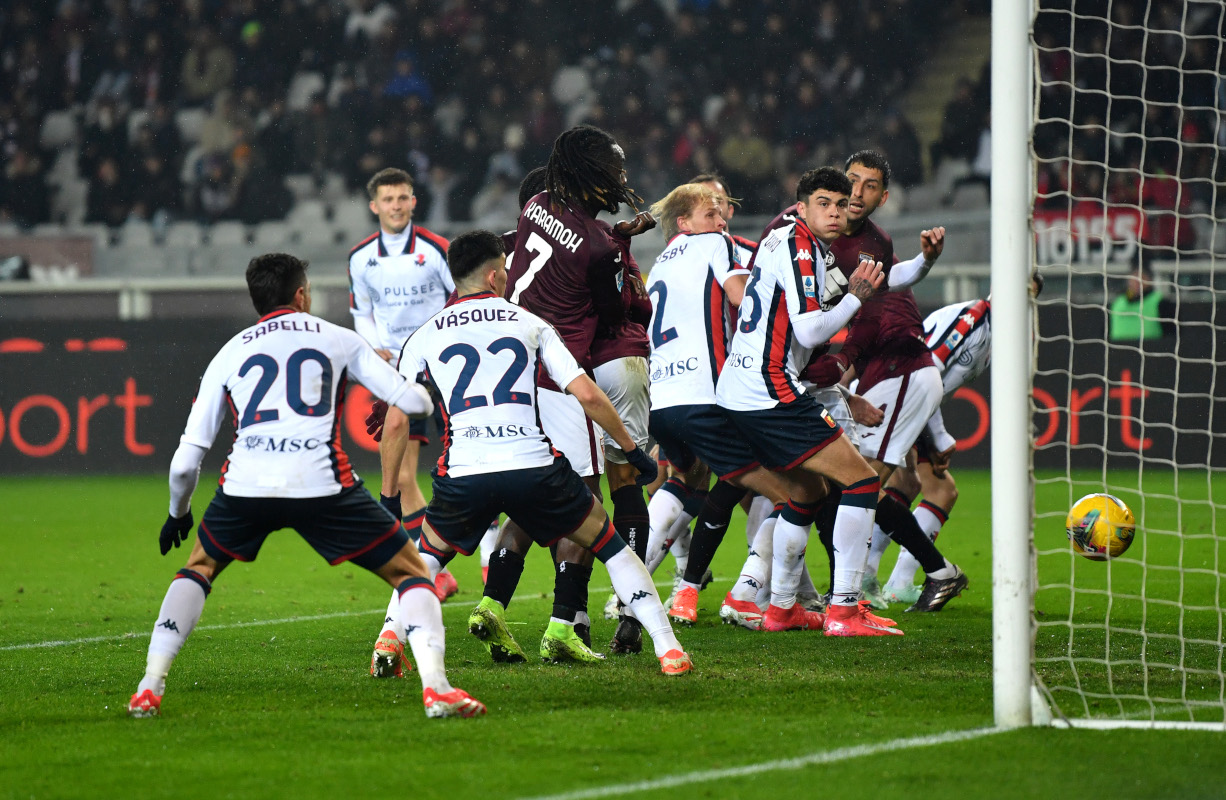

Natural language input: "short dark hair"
[687,172,740,207]
[366,167,414,200]
[246,253,308,315]
[448,230,505,286]
[844,150,892,189]
[796,166,852,203]
[518,166,548,210]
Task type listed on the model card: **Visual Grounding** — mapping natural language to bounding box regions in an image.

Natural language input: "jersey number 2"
[439,337,532,411]
[647,283,679,347]
[238,349,333,428]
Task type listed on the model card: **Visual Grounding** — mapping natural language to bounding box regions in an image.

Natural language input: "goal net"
[1026,0,1226,728]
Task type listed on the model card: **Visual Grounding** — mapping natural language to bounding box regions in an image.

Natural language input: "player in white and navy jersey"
[637,183,801,629]
[128,253,485,721]
[380,230,692,675]
[878,271,1044,598]
[347,168,454,523]
[715,166,901,637]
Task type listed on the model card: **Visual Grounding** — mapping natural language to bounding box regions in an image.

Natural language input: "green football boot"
[467,596,527,663]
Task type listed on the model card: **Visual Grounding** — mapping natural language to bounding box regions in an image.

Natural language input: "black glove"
[625,446,659,487]
[380,492,402,520]
[159,512,194,556]
[366,400,389,442]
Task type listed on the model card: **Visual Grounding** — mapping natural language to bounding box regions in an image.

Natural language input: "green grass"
[1,471,1223,800]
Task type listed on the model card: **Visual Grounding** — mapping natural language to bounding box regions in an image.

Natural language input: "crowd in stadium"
[0,0,982,230]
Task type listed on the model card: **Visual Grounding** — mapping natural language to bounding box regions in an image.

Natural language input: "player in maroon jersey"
[809,150,968,612]
[470,125,661,664]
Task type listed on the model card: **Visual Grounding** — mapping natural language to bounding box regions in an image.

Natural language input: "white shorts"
[592,356,650,464]
[855,366,944,467]
[807,385,861,452]
[538,388,605,477]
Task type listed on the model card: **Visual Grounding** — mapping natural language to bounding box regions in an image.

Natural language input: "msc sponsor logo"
[651,356,699,381]
[457,424,535,439]
[727,353,755,369]
[239,435,325,452]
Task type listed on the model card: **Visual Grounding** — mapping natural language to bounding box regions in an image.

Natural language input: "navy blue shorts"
[650,404,760,480]
[408,399,447,443]
[426,457,595,555]
[723,395,845,471]
[197,483,408,571]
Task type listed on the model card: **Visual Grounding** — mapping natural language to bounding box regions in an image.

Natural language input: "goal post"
[990,0,1036,730]
[994,0,1226,731]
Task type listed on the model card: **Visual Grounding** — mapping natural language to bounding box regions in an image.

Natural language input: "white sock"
[645,489,685,574]
[745,495,772,549]
[137,576,207,696]
[731,512,776,604]
[670,525,692,577]
[420,551,443,580]
[797,559,819,601]
[885,504,947,590]
[400,584,452,694]
[381,589,404,643]
[831,505,875,607]
[478,521,500,568]
[865,523,892,578]
[604,548,682,657]
[769,514,810,609]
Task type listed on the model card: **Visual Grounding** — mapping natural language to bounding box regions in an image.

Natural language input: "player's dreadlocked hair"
[545,125,641,216]
[518,166,548,210]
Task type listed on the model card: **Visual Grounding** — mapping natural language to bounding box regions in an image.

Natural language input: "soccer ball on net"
[1065,493,1136,560]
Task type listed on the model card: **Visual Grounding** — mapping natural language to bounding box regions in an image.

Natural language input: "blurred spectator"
[416,163,465,227]
[79,99,128,179]
[90,39,136,111]
[345,0,398,48]
[930,78,981,170]
[1109,260,1175,341]
[87,157,133,227]
[200,90,251,158]
[129,152,183,224]
[878,110,924,187]
[717,118,775,207]
[234,143,292,224]
[470,170,521,229]
[384,52,434,105]
[180,26,236,107]
[485,124,526,186]
[290,93,340,182]
[1,148,50,227]
[256,100,296,180]
[194,154,240,223]
[234,21,287,102]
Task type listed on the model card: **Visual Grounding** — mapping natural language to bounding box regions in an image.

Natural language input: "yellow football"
[1066,492,1137,560]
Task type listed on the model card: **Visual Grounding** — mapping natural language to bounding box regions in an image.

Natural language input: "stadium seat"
[933,158,972,196]
[209,221,249,246]
[65,223,114,248]
[40,110,78,149]
[287,71,326,111]
[126,108,150,145]
[902,183,944,213]
[950,183,989,211]
[296,224,338,246]
[175,108,207,144]
[284,174,319,202]
[253,221,294,247]
[118,220,155,247]
[164,221,204,248]
[288,199,328,227]
[332,199,371,236]
[51,180,89,225]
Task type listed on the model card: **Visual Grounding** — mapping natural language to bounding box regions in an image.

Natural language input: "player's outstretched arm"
[887,226,946,290]
[790,259,882,349]
[162,441,207,554]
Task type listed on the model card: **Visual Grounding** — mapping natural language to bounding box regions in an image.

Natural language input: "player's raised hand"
[848,258,885,301]
[625,446,660,487]
[628,274,648,300]
[614,211,657,238]
[159,511,194,556]
[375,348,395,363]
[366,400,389,442]
[920,226,946,263]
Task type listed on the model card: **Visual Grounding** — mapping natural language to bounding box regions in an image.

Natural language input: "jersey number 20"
[238,348,333,428]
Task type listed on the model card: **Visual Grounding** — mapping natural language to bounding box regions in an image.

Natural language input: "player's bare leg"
[567,497,691,675]
[129,540,230,717]
[374,536,485,718]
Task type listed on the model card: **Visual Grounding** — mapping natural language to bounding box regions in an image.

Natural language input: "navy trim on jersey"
[703,270,721,386]
[731,234,758,253]
[414,226,450,260]
[455,291,499,303]
[348,232,378,259]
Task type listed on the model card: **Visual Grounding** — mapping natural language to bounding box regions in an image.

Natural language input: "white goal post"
[993,0,1226,731]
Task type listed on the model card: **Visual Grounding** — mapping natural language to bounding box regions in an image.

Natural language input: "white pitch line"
[0,579,673,652]
[517,726,1008,800]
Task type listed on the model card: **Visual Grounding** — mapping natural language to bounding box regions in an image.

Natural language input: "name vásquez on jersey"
[434,308,520,329]
[524,202,584,253]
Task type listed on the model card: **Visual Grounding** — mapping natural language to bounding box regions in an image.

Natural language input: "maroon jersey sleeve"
[851,289,934,393]
[590,233,650,367]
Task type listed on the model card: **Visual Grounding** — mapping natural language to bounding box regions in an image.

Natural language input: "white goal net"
[1027,0,1226,728]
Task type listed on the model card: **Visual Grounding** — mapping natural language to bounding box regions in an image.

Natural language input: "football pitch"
[2,471,1222,800]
